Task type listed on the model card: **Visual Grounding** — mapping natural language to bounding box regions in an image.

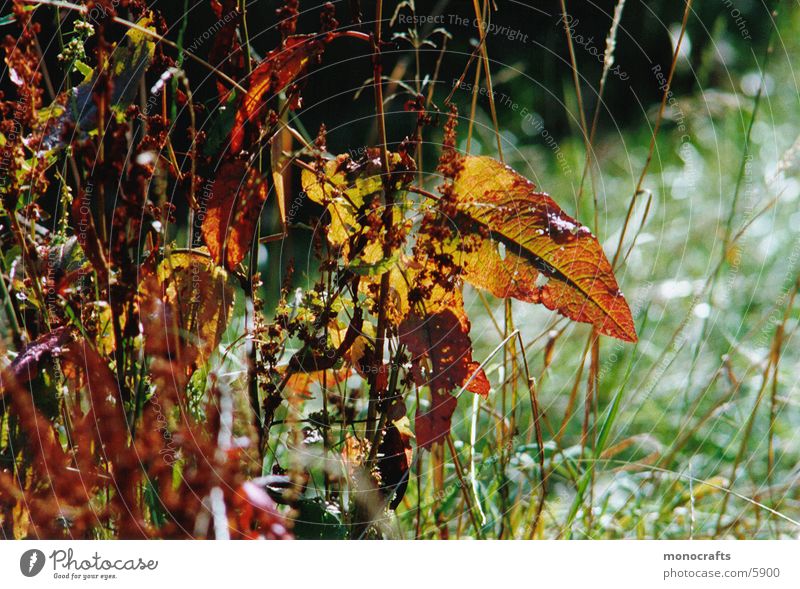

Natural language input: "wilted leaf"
[230,34,328,153]
[201,160,268,270]
[378,415,414,509]
[399,290,489,449]
[450,156,637,342]
[138,249,234,373]
[7,326,72,385]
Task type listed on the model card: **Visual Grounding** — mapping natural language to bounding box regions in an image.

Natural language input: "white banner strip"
[1,540,799,588]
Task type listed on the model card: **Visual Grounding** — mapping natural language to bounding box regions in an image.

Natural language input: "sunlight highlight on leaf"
[450,156,637,342]
[201,160,268,271]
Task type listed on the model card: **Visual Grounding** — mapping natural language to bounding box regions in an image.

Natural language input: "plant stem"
[366,0,393,441]
[611,0,693,270]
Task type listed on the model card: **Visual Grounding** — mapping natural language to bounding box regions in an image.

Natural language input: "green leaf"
[348,252,398,276]
[40,15,156,151]
[203,91,239,157]
[293,498,347,539]
[72,60,93,78]
[0,6,33,27]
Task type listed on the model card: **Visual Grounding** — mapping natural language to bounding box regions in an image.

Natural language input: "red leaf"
[399,294,489,397]
[399,291,489,449]
[201,160,268,270]
[230,35,327,153]
[377,416,414,509]
[414,393,457,450]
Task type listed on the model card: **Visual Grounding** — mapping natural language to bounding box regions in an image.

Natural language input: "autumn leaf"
[300,150,414,266]
[378,414,414,509]
[6,326,72,385]
[301,153,382,262]
[341,433,369,476]
[138,249,234,374]
[157,250,235,366]
[230,34,328,153]
[301,151,415,331]
[282,366,351,403]
[399,289,489,449]
[413,393,457,451]
[449,155,637,342]
[201,160,268,270]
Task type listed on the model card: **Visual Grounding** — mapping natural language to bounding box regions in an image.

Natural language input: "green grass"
[3,1,800,541]
[371,10,800,539]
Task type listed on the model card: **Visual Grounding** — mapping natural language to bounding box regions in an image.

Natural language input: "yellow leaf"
[155,249,235,367]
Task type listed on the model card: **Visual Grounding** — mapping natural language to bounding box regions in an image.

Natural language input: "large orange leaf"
[450,156,637,342]
[201,160,268,270]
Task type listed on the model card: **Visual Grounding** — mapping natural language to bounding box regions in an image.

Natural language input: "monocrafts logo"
[19,548,158,581]
[20,549,46,577]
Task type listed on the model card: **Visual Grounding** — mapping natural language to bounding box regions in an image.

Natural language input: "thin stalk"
[527,376,547,538]
[445,434,484,539]
[558,0,593,221]
[611,0,693,270]
[714,278,798,536]
[470,0,503,160]
[366,0,394,441]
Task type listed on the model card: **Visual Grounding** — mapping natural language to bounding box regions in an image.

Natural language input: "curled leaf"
[450,156,637,342]
[230,34,328,153]
[399,290,489,449]
[378,414,414,509]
